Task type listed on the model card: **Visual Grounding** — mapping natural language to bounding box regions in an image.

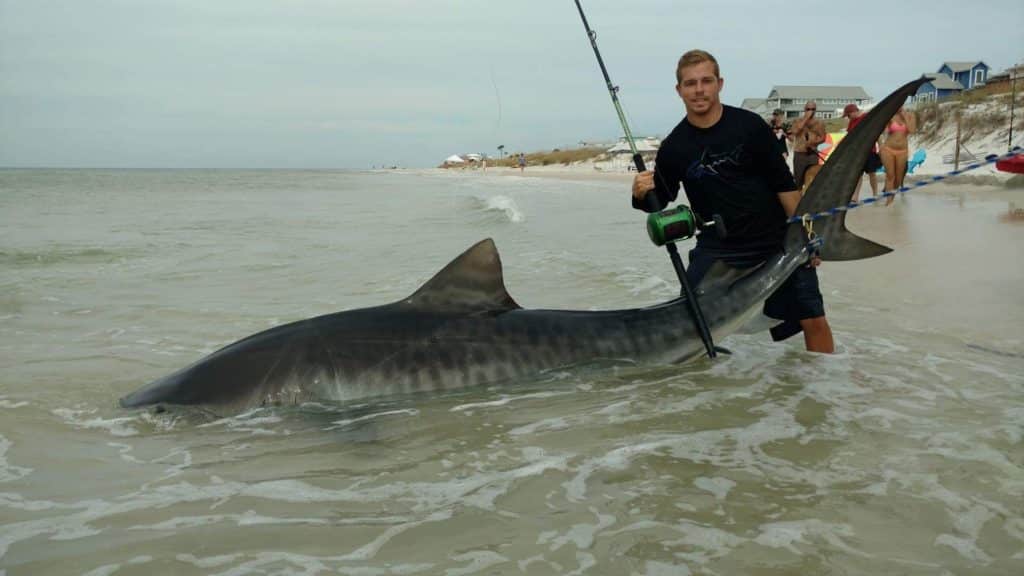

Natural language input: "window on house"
[974,69,985,85]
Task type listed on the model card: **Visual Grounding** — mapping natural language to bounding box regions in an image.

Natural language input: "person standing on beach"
[789,101,826,192]
[630,49,833,353]
[843,103,881,201]
[879,107,916,206]
[768,108,790,161]
[517,153,526,173]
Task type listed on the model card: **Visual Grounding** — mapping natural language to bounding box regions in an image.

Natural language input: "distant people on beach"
[517,153,526,172]
[789,101,826,193]
[768,109,790,161]
[880,106,917,205]
[843,103,881,201]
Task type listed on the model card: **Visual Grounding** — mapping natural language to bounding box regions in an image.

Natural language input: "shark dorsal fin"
[404,238,521,313]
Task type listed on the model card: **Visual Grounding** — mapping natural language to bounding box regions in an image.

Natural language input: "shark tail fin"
[784,77,928,261]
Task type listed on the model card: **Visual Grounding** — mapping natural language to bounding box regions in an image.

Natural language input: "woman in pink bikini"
[879,107,916,205]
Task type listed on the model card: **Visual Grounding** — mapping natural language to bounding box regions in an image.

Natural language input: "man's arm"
[807,120,826,148]
[631,145,680,212]
[777,189,801,218]
[778,189,821,266]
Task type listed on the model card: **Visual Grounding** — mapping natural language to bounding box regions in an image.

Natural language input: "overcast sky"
[1,0,1021,169]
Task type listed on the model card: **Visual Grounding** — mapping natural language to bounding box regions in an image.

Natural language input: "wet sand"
[836,182,1024,347]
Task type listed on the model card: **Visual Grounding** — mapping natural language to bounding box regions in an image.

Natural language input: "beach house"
[740,97,770,119]
[763,86,871,120]
[603,136,660,171]
[937,61,989,90]
[913,61,990,102]
[913,73,965,102]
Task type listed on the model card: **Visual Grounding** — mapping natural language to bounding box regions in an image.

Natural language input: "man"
[768,108,790,161]
[789,100,826,192]
[843,103,881,201]
[631,49,833,353]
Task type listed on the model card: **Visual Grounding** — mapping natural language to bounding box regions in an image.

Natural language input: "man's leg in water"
[801,316,834,353]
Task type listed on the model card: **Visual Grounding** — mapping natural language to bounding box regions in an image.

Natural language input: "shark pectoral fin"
[815,218,894,261]
[819,230,893,261]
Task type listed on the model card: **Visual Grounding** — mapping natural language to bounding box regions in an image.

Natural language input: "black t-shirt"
[637,105,797,252]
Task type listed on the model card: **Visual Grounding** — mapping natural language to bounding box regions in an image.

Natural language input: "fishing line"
[490,64,502,141]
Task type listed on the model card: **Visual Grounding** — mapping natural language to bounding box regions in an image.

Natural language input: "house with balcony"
[740,97,770,118]
[764,86,871,120]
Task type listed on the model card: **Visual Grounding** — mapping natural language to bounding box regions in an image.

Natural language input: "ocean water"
[1,168,1022,575]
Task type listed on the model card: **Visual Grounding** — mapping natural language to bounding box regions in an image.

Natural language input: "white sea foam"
[450,390,572,413]
[0,435,32,483]
[754,520,867,558]
[0,396,28,409]
[446,550,509,575]
[326,408,419,430]
[537,508,615,551]
[482,195,524,222]
[52,407,139,437]
[935,533,993,564]
[693,476,736,500]
[507,416,571,436]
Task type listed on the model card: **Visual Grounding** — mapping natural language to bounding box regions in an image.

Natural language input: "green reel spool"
[646,205,697,246]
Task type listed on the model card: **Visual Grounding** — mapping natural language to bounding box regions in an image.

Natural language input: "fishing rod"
[572,0,722,359]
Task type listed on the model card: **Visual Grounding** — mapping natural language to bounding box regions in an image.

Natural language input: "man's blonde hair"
[675,49,720,84]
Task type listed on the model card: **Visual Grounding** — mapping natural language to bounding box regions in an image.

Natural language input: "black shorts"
[864,151,882,174]
[687,246,825,340]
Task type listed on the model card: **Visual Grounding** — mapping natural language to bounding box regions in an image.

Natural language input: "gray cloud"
[2,0,1021,168]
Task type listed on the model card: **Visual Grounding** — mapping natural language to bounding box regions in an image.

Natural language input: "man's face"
[676,61,723,115]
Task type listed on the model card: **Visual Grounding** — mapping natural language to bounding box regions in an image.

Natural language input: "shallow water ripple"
[2,170,1022,574]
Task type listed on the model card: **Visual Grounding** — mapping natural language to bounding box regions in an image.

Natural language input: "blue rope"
[787,147,1022,225]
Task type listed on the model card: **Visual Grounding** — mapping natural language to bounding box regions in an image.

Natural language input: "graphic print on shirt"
[686,144,745,181]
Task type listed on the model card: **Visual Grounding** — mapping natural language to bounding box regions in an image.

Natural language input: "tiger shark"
[120,79,925,412]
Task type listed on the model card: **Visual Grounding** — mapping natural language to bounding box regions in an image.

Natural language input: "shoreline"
[435,162,1022,195]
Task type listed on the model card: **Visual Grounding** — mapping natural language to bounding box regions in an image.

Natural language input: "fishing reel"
[646,205,727,247]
